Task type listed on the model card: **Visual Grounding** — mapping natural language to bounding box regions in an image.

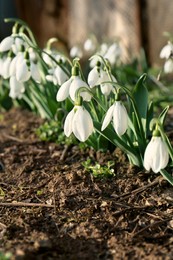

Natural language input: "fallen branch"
[0,202,54,208]
[132,217,172,237]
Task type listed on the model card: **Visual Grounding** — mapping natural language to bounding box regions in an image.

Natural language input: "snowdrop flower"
[56,67,92,102]
[99,70,117,96]
[70,46,83,58]
[144,136,169,173]
[84,38,96,52]
[64,105,94,142]
[104,42,122,65]
[46,66,68,86]
[11,37,26,54]
[88,63,102,88]
[163,59,173,73]
[15,55,41,83]
[9,76,25,99]
[89,44,108,68]
[88,63,117,95]
[0,36,14,52]
[101,101,128,136]
[54,66,68,85]
[160,42,173,59]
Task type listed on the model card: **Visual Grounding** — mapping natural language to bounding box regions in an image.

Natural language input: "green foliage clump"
[82,159,115,179]
[36,120,78,145]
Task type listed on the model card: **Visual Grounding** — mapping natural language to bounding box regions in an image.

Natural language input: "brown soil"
[0,108,173,260]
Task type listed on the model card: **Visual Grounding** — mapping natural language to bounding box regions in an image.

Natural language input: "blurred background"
[0,0,173,66]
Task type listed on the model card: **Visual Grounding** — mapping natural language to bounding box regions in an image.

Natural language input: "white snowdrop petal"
[54,66,68,85]
[155,139,169,171]
[160,44,173,59]
[72,106,93,142]
[0,36,14,52]
[143,139,154,171]
[100,83,113,96]
[84,38,96,52]
[69,77,91,102]
[56,77,72,101]
[151,138,162,173]
[88,67,100,87]
[9,76,25,99]
[70,46,83,58]
[9,56,18,76]
[16,60,31,82]
[101,105,114,131]
[164,59,173,74]
[30,62,41,83]
[113,102,128,136]
[64,109,75,137]
[2,57,11,79]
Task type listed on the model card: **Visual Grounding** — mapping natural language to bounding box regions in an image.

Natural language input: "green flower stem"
[5,17,37,45]
[90,54,118,94]
[73,60,86,82]
[41,49,71,77]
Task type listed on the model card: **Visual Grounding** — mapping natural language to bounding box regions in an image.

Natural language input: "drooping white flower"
[99,70,117,96]
[9,76,25,99]
[54,66,69,85]
[69,76,91,101]
[56,75,91,102]
[88,65,102,88]
[143,136,169,173]
[104,42,122,65]
[84,38,96,52]
[15,54,41,83]
[101,101,128,136]
[88,65,117,95]
[64,105,94,142]
[163,59,173,73]
[70,46,83,58]
[160,42,173,59]
[0,36,14,52]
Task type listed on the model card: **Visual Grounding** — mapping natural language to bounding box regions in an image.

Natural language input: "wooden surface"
[147,0,173,65]
[15,0,68,51]
[68,0,141,61]
[12,0,173,65]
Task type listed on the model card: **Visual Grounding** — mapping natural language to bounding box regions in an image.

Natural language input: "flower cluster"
[160,41,173,73]
[0,18,173,186]
[0,35,42,99]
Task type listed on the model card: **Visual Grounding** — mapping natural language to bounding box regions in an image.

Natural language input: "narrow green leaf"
[132,73,148,130]
[160,169,173,186]
[158,105,169,125]
[94,121,142,167]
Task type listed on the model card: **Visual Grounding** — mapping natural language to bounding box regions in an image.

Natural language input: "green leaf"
[132,74,148,130]
[159,105,169,125]
[94,121,142,167]
[160,169,173,186]
[146,101,153,137]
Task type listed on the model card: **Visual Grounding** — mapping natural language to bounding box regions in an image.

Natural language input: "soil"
[0,108,173,260]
